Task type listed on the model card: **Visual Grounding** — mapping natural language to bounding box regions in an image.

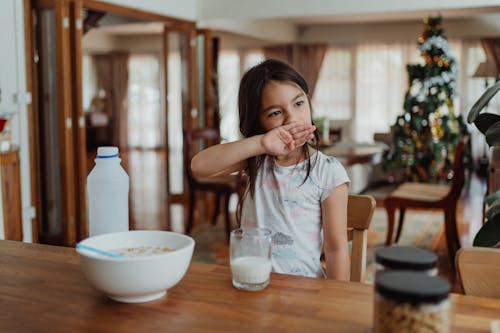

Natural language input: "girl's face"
[259,81,312,132]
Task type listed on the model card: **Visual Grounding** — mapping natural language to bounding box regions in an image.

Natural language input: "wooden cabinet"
[1,147,22,240]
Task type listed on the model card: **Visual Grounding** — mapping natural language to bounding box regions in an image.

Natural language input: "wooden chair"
[329,127,343,143]
[347,194,376,282]
[456,247,500,298]
[183,128,241,239]
[384,135,470,267]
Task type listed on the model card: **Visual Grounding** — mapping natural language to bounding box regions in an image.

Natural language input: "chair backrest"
[348,194,376,282]
[329,127,342,143]
[456,247,500,298]
[183,128,220,181]
[449,134,470,201]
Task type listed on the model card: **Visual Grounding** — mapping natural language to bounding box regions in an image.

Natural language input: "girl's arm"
[191,122,315,178]
[322,183,350,281]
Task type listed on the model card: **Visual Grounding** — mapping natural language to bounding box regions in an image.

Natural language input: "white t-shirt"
[241,151,350,278]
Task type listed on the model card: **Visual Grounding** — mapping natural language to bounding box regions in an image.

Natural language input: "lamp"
[472,60,499,88]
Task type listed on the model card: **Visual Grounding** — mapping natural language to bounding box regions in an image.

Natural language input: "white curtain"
[218,40,492,164]
[127,54,163,149]
[353,41,420,142]
[313,39,489,146]
[313,47,352,121]
[218,49,264,142]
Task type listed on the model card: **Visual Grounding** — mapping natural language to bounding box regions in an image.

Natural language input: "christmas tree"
[385,16,471,183]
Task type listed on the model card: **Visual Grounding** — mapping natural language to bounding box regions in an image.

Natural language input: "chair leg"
[212,193,221,225]
[224,192,232,242]
[385,201,397,246]
[444,205,461,269]
[394,208,406,243]
[186,189,196,235]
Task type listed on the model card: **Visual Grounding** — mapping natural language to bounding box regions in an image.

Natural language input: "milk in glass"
[230,228,272,291]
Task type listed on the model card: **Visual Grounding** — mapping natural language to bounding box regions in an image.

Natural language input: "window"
[82,54,97,112]
[313,40,485,143]
[354,42,420,142]
[218,49,264,142]
[313,47,352,120]
[127,54,161,149]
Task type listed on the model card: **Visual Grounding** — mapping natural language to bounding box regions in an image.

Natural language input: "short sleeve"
[317,154,350,202]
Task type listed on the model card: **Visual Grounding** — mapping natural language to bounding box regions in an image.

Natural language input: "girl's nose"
[283,109,296,124]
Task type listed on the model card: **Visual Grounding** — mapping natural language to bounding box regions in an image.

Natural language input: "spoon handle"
[76,243,123,258]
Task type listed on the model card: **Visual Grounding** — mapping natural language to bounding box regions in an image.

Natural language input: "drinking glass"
[230,227,272,291]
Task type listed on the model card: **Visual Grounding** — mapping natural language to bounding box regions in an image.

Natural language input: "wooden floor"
[94,148,487,293]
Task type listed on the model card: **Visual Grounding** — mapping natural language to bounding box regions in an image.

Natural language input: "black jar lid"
[375,246,438,270]
[375,271,450,304]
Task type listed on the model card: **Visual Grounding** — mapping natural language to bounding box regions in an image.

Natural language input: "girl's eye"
[268,110,281,118]
[295,100,304,107]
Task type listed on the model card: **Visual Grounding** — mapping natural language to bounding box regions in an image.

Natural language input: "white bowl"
[76,230,195,303]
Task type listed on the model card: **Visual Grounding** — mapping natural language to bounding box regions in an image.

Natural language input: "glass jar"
[374,246,438,278]
[374,271,450,333]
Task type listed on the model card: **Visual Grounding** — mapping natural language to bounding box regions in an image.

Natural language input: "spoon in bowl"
[76,243,124,258]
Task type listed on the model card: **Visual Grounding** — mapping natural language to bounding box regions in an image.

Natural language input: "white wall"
[199,0,500,45]
[199,0,500,21]
[299,14,500,44]
[82,30,119,54]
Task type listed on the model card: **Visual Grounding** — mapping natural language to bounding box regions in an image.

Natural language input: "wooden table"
[321,142,389,193]
[321,141,388,167]
[1,240,499,332]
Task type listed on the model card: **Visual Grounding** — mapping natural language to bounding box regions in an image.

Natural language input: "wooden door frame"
[69,0,87,240]
[163,22,198,207]
[27,0,78,245]
[197,29,216,130]
[54,0,78,245]
[23,0,40,242]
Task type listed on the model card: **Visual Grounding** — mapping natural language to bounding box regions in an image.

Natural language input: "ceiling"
[86,2,500,44]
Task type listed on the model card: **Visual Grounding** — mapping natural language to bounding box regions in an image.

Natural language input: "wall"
[82,30,119,54]
[299,14,500,44]
[199,0,500,21]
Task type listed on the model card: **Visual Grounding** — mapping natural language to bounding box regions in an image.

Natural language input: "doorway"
[26,0,202,245]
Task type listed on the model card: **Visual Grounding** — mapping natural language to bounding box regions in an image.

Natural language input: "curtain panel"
[481,38,500,74]
[92,52,130,148]
[263,44,327,96]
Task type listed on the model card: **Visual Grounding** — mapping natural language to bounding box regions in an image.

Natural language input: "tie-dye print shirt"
[241,151,350,278]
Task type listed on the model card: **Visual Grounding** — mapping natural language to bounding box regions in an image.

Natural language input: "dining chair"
[329,127,343,144]
[347,194,376,282]
[456,247,500,298]
[183,128,241,240]
[384,135,470,267]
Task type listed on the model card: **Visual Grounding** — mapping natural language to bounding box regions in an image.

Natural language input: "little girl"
[191,59,350,280]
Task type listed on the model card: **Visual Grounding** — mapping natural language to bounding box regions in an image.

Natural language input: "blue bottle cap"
[97,146,119,158]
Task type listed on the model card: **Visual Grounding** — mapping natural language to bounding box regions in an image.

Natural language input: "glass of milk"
[230,228,272,291]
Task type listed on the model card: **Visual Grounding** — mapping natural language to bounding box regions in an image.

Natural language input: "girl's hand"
[261,122,316,156]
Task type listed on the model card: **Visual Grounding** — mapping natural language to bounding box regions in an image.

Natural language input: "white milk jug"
[87,146,129,236]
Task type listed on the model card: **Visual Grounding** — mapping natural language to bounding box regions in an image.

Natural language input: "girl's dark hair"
[236,58,320,223]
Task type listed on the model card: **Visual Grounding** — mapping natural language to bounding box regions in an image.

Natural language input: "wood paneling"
[23,0,39,242]
[70,0,88,241]
[55,0,77,246]
[1,148,22,240]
